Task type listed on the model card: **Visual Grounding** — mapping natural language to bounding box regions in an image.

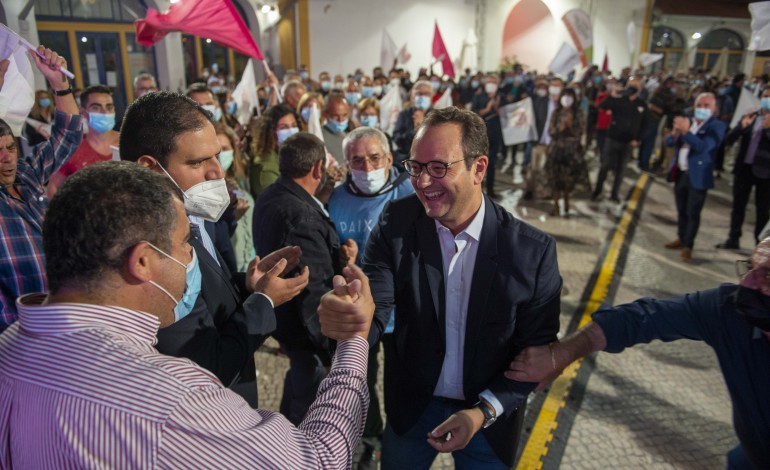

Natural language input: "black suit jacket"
[364,194,562,466]
[156,222,275,402]
[726,115,770,179]
[252,177,341,361]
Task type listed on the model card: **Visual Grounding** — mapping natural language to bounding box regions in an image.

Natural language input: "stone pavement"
[252,146,753,469]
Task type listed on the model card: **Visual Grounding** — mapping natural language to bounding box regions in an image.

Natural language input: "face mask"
[301,107,312,123]
[560,96,574,107]
[694,108,712,121]
[592,76,603,84]
[361,115,378,128]
[372,85,383,95]
[504,77,514,85]
[327,119,349,134]
[761,97,770,111]
[572,88,581,97]
[333,82,344,90]
[226,101,237,116]
[218,149,234,171]
[548,86,562,96]
[390,78,401,88]
[276,126,299,144]
[459,79,468,86]
[485,83,498,94]
[734,286,770,331]
[148,243,201,323]
[535,88,548,98]
[345,92,360,105]
[431,81,441,91]
[471,80,480,89]
[321,81,332,91]
[351,167,388,194]
[88,112,116,134]
[39,98,51,108]
[624,86,639,97]
[415,95,431,110]
[354,73,363,82]
[361,86,374,98]
[300,71,309,80]
[157,164,230,222]
[513,77,523,85]
[202,104,222,122]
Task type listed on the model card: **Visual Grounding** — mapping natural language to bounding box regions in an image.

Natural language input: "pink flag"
[432,21,455,78]
[601,50,608,72]
[135,0,263,59]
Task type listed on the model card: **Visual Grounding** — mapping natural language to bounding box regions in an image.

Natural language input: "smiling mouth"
[422,190,445,201]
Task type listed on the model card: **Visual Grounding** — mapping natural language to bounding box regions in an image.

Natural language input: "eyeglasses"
[349,153,386,169]
[736,259,770,281]
[402,158,469,179]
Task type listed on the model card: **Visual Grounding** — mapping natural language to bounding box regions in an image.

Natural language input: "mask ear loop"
[154,161,187,196]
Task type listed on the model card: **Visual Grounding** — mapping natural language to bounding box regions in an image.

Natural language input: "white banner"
[731,87,761,129]
[231,58,258,125]
[499,97,538,146]
[548,42,581,77]
[749,1,770,51]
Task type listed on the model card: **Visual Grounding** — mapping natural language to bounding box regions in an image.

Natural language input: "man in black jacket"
[592,77,647,202]
[252,132,356,424]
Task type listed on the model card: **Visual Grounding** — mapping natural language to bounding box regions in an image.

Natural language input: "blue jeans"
[381,398,509,470]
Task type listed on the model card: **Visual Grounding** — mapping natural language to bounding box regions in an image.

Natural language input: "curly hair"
[249,104,298,160]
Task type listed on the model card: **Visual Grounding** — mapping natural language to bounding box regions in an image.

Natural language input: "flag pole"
[262,59,282,104]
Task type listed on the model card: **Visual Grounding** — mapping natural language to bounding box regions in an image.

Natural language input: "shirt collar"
[434,196,486,242]
[311,195,330,217]
[16,293,160,346]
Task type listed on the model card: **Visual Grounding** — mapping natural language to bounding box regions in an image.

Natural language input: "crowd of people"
[0,42,769,469]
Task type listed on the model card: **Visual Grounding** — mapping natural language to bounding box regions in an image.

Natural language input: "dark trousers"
[595,129,608,160]
[280,348,327,425]
[593,137,631,200]
[728,164,770,244]
[485,117,502,193]
[674,172,708,249]
[637,122,659,172]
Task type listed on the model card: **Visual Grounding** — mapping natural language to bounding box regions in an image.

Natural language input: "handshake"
[317,264,375,341]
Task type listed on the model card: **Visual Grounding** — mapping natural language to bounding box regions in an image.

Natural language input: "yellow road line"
[516,173,649,470]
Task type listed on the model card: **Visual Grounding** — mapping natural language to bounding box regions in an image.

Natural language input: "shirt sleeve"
[159,336,369,469]
[26,111,83,185]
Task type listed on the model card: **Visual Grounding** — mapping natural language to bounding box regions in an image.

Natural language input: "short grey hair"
[411,80,432,97]
[133,73,157,89]
[343,126,390,160]
[281,80,305,98]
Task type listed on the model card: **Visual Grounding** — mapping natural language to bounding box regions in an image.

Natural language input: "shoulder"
[491,201,554,248]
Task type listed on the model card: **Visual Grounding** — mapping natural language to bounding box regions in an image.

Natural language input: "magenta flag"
[135,0,263,60]
[432,21,455,78]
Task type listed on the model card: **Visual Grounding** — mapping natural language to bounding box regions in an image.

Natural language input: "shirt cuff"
[254,292,274,309]
[332,336,369,375]
[479,389,504,417]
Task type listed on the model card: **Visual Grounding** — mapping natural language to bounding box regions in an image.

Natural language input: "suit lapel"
[189,230,239,302]
[416,212,445,341]
[463,198,499,375]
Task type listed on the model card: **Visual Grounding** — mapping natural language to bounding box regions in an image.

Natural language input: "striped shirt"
[0,112,83,330]
[0,294,369,469]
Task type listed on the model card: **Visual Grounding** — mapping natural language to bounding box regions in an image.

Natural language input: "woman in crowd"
[297,92,325,131]
[24,89,55,146]
[248,104,299,197]
[545,88,585,217]
[214,122,255,272]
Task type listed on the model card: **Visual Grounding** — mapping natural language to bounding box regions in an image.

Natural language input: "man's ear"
[313,158,325,179]
[124,242,155,285]
[473,155,489,184]
[136,155,157,169]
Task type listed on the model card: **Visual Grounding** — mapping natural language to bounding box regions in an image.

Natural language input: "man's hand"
[506,343,563,391]
[0,59,9,92]
[30,46,68,91]
[253,259,309,307]
[245,245,302,292]
[340,239,358,267]
[673,116,690,134]
[426,408,484,453]
[317,264,374,340]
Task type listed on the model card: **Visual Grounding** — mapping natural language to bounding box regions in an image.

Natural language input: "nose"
[415,168,433,188]
[361,159,375,171]
[207,158,225,180]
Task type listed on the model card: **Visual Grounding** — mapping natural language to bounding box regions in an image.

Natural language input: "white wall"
[307,0,475,77]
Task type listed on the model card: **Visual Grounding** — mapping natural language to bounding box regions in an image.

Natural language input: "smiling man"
[360,107,562,469]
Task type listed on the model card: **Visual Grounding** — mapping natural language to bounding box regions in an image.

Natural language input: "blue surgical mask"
[593,76,603,84]
[39,98,51,108]
[148,243,201,323]
[226,101,237,116]
[471,80,480,89]
[761,97,770,111]
[218,149,234,171]
[431,81,441,91]
[361,86,374,98]
[345,92,360,105]
[88,112,115,134]
[301,107,312,123]
[694,108,712,121]
[327,119,349,134]
[203,104,222,122]
[415,95,431,110]
[321,81,332,91]
[361,115,378,128]
[300,71,309,80]
[276,126,299,145]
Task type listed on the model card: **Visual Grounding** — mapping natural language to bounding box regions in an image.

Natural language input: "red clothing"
[58,137,112,177]
[595,92,612,130]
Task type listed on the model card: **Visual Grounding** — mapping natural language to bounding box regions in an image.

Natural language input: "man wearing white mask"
[328,126,414,468]
[120,91,309,406]
[393,80,434,165]
[186,83,224,124]
[47,84,118,197]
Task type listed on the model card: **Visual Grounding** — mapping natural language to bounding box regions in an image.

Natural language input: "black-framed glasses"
[736,259,752,278]
[402,158,467,179]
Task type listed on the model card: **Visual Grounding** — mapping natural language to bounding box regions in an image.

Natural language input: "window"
[649,26,685,71]
[35,0,146,22]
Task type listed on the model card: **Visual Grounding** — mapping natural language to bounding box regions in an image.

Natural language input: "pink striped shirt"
[0,293,369,469]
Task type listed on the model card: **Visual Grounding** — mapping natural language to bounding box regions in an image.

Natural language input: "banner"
[548,42,581,77]
[561,9,592,67]
[749,1,770,51]
[381,29,397,72]
[731,87,761,129]
[379,84,402,136]
[0,25,35,135]
[230,58,258,125]
[638,52,663,67]
[499,97,538,146]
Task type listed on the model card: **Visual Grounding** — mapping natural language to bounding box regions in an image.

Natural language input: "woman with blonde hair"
[24,89,54,145]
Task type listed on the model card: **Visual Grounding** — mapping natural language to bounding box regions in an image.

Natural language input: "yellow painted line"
[516,173,650,470]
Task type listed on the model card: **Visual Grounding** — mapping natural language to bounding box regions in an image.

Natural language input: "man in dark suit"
[252,132,356,424]
[120,92,309,407]
[363,107,562,468]
[716,88,770,250]
[392,80,434,166]
[663,92,727,262]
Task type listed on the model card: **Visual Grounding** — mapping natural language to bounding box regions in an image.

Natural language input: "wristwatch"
[474,400,497,428]
[53,86,73,96]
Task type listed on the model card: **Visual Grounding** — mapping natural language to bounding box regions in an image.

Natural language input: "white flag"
[749,1,770,51]
[638,52,664,67]
[731,88,761,129]
[381,29,397,72]
[379,84,403,135]
[548,42,581,77]
[397,43,411,65]
[433,87,453,110]
[499,97,538,146]
[0,26,35,135]
[307,103,338,168]
[231,58,259,126]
